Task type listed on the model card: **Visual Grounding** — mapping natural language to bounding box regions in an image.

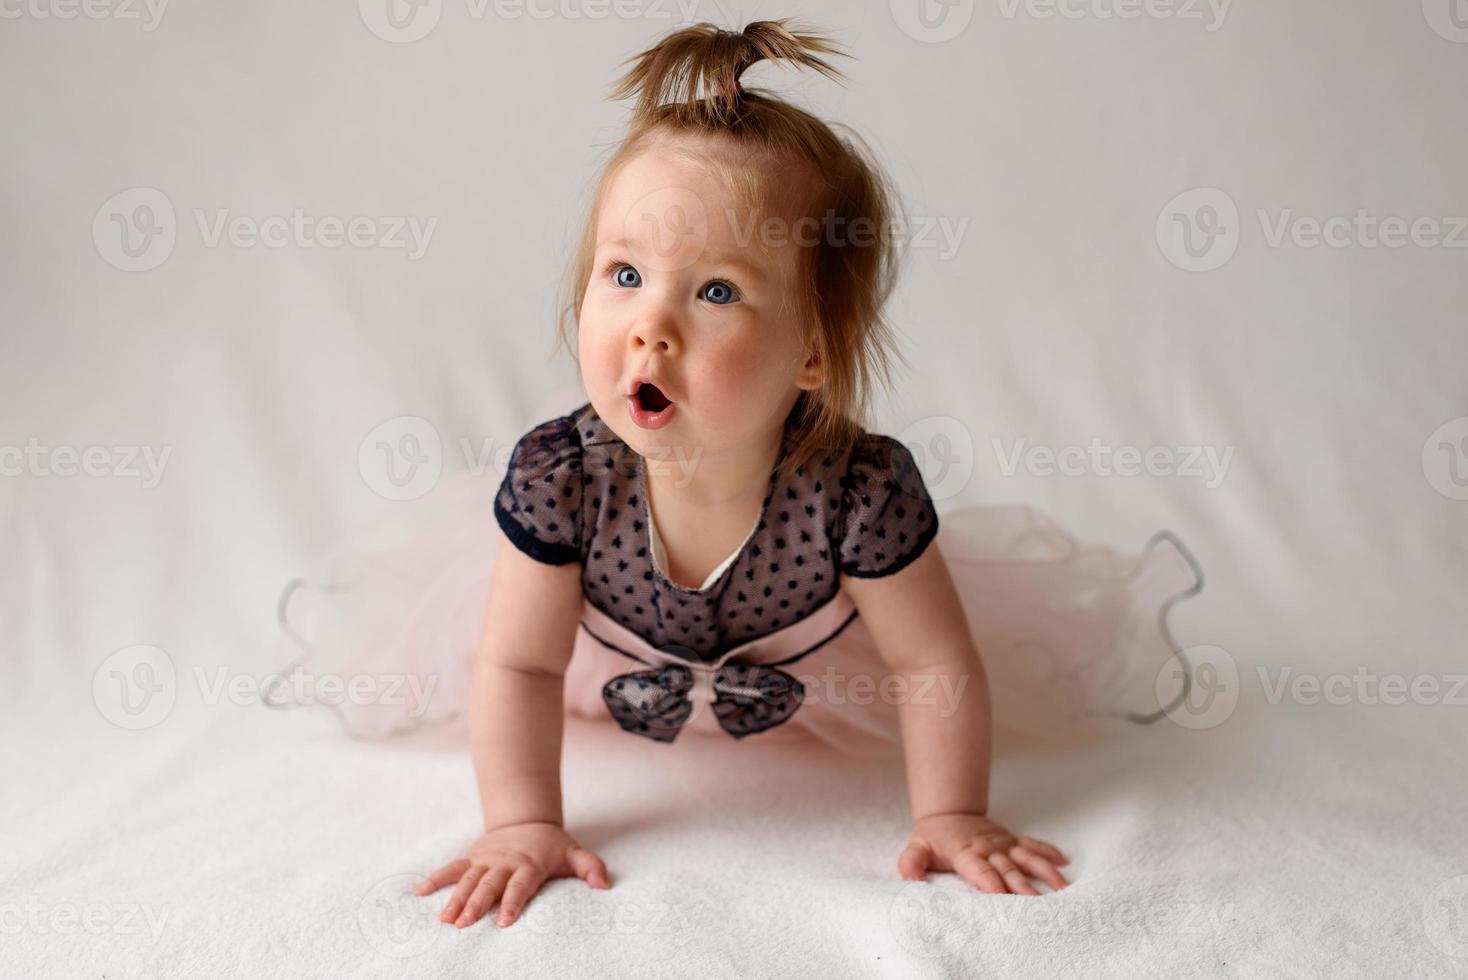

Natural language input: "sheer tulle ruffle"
[270,471,1204,743]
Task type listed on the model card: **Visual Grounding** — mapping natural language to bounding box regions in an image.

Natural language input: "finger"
[457,866,512,928]
[1018,836,1069,865]
[567,846,611,889]
[1011,846,1070,892]
[440,865,488,923]
[974,834,1018,858]
[986,852,1040,896]
[497,865,548,927]
[897,840,933,881]
[952,850,1006,895]
[416,859,470,896]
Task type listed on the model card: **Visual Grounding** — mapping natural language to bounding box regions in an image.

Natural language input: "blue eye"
[613,264,641,288]
[701,280,738,305]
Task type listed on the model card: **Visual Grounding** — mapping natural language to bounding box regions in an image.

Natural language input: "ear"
[795,350,823,391]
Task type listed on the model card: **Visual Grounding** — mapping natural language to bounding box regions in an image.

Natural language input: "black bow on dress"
[601,652,806,743]
[581,610,860,744]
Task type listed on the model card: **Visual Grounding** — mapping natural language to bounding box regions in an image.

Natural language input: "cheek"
[692,333,790,399]
[576,296,621,374]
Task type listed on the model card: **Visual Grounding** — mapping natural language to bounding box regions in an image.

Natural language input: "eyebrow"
[595,236,769,283]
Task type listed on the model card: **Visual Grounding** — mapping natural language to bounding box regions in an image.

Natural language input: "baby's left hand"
[899,813,1070,896]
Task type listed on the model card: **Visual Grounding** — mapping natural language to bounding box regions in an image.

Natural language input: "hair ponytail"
[609,19,845,126]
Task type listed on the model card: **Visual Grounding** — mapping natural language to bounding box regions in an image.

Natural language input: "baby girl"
[409,20,1073,930]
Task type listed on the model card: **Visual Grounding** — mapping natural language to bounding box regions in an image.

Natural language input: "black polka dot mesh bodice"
[493,400,940,662]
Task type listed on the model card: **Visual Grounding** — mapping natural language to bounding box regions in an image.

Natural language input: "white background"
[3,1,1466,975]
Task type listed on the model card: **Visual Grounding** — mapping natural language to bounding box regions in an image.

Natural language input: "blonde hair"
[556,19,908,480]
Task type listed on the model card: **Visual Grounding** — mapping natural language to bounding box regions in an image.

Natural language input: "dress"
[271,401,1205,757]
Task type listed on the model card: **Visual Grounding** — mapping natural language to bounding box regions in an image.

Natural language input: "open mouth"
[634,382,672,413]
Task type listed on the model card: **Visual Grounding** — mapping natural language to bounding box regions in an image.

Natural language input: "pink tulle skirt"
[270,471,1204,756]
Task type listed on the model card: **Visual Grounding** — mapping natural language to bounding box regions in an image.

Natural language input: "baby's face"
[578,139,819,469]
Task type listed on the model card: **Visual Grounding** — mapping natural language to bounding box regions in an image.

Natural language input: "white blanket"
[4,679,1462,976]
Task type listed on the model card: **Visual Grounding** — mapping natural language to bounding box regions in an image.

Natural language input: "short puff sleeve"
[835,434,939,578]
[493,413,584,565]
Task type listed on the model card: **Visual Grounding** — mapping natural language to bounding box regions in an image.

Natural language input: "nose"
[628,305,679,356]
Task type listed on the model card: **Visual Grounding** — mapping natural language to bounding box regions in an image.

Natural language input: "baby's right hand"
[415,820,611,928]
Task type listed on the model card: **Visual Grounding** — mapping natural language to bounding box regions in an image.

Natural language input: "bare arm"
[839,541,991,819]
[469,527,585,830]
[417,528,609,929]
[841,542,1071,895]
